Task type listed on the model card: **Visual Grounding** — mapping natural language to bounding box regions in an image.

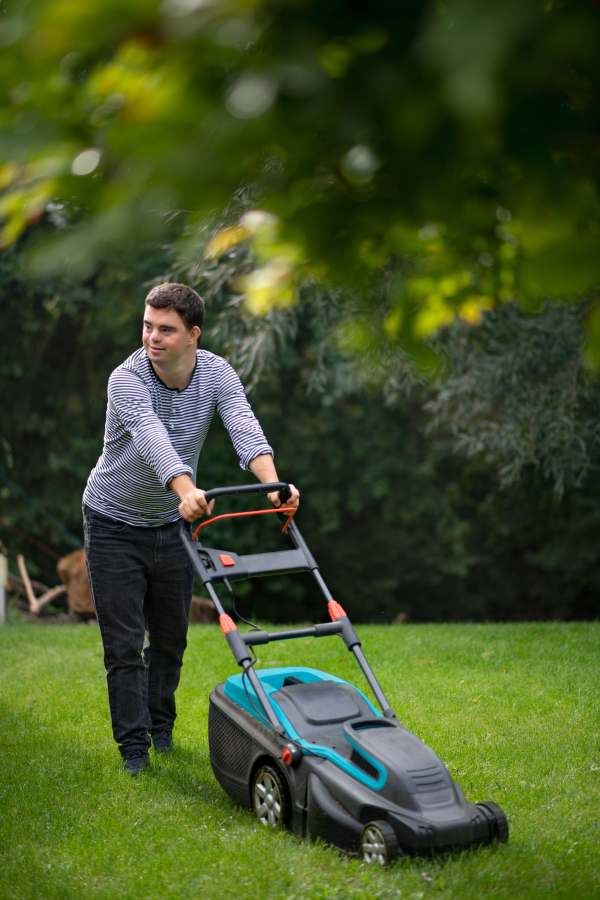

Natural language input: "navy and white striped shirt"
[83,348,273,526]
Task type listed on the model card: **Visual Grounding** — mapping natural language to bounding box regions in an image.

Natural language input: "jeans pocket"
[84,507,129,533]
[95,522,129,534]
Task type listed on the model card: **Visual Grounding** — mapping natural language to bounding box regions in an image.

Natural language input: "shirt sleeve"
[107,368,193,488]
[215,360,274,470]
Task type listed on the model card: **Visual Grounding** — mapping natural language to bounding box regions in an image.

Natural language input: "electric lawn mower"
[180,482,508,865]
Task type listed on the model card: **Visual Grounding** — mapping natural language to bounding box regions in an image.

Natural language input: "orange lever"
[192,506,297,541]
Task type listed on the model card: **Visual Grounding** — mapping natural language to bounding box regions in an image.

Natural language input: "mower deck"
[208,667,506,856]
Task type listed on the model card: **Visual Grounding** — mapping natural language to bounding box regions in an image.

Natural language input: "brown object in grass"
[8,571,52,601]
[17,554,67,616]
[394,612,408,624]
[57,548,95,619]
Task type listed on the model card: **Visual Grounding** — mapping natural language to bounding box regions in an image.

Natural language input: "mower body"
[208,666,504,854]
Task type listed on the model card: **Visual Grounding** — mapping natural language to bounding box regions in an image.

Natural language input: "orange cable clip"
[328,601,347,621]
[219,614,237,634]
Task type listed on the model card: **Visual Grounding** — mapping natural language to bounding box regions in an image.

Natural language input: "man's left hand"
[268,483,300,509]
[248,454,300,510]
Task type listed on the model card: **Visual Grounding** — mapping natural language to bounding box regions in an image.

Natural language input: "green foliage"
[1,621,599,899]
[163,220,474,622]
[167,209,600,622]
[1,0,600,345]
[224,381,473,624]
[0,225,169,577]
[4,216,600,622]
[428,300,600,497]
[0,221,470,620]
[428,454,600,622]
[420,302,600,621]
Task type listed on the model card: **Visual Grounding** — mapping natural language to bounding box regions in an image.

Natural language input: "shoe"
[151,730,173,753]
[122,748,150,776]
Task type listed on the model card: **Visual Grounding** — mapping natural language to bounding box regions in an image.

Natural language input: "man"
[83,282,299,775]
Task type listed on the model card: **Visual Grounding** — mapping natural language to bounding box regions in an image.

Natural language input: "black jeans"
[83,505,194,757]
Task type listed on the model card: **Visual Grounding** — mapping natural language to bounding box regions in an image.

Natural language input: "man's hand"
[169,474,215,523]
[248,453,300,510]
[178,489,215,523]
[267,483,300,509]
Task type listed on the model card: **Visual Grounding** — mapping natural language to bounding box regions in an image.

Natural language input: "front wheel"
[477,801,509,843]
[361,820,403,866]
[252,764,290,829]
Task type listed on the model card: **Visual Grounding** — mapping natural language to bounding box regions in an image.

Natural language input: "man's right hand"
[169,474,215,523]
[178,488,215,523]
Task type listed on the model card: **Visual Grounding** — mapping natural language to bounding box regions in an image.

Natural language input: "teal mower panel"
[224,666,387,790]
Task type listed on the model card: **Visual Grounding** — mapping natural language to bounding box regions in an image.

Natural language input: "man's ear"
[190,326,201,345]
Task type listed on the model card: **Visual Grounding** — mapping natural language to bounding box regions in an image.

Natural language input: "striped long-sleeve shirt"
[83,348,273,526]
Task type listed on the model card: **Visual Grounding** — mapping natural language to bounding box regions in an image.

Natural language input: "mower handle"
[178,481,398,722]
[202,482,291,504]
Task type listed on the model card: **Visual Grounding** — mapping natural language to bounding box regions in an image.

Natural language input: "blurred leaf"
[0,0,599,341]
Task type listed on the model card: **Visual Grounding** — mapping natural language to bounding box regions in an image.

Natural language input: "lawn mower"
[180,483,508,865]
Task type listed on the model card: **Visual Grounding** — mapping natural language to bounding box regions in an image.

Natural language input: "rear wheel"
[252,764,290,829]
[477,801,509,843]
[361,820,401,866]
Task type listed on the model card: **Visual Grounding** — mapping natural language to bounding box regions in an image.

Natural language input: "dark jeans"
[83,505,194,757]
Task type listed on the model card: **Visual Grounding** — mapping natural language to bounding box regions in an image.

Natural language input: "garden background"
[2,0,600,625]
[1,4,600,899]
[2,229,600,624]
[0,0,599,623]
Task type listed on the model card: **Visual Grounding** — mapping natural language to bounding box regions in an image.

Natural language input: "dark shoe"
[151,730,173,753]
[123,748,150,776]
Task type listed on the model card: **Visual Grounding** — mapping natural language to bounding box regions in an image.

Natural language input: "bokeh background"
[1,0,600,623]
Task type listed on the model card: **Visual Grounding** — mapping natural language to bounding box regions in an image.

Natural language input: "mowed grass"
[0,619,598,900]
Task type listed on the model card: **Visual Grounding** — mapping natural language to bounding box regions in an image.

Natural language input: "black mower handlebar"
[178,483,292,538]
[202,482,291,504]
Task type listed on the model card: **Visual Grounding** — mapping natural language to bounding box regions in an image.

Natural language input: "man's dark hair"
[145,283,205,333]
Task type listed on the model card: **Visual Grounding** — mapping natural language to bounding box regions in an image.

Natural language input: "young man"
[83,283,299,775]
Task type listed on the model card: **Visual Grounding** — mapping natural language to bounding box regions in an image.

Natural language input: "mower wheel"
[252,764,290,829]
[477,802,509,843]
[360,821,401,866]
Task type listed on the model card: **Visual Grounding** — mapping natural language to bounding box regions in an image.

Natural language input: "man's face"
[142,305,199,365]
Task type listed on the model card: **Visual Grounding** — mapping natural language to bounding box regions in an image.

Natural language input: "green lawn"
[0,619,598,900]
